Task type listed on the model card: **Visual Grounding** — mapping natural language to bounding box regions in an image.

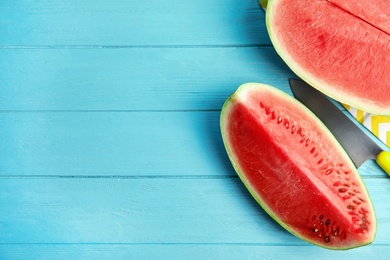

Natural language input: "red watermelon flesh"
[220,83,376,249]
[266,0,390,115]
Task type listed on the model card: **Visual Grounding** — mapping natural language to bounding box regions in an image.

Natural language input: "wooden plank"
[0,178,388,245]
[0,244,387,260]
[0,111,385,177]
[0,111,230,176]
[0,0,269,46]
[0,47,295,111]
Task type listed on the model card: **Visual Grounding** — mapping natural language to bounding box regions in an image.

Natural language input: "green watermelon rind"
[220,82,377,250]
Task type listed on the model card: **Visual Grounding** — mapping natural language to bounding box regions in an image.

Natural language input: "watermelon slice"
[266,0,390,115]
[220,83,376,249]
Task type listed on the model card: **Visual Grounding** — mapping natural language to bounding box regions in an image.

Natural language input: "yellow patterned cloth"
[342,105,390,147]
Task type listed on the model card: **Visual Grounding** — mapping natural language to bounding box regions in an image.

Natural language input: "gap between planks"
[0,44,272,49]
[0,175,385,179]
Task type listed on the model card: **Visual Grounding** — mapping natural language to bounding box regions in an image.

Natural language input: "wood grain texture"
[0,111,229,176]
[0,47,294,111]
[0,0,269,46]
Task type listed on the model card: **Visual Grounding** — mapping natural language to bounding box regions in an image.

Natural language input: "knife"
[289,78,390,176]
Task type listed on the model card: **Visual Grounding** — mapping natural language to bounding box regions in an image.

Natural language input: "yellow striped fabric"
[343,104,390,147]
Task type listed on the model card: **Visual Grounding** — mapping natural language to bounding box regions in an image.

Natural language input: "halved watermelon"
[266,0,390,115]
[220,83,376,249]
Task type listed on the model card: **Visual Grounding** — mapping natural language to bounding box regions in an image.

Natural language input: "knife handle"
[376,151,390,176]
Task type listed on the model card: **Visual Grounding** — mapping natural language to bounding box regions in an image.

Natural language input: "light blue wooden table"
[1,1,390,259]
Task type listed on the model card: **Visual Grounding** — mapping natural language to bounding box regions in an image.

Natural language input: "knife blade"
[289,78,390,175]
